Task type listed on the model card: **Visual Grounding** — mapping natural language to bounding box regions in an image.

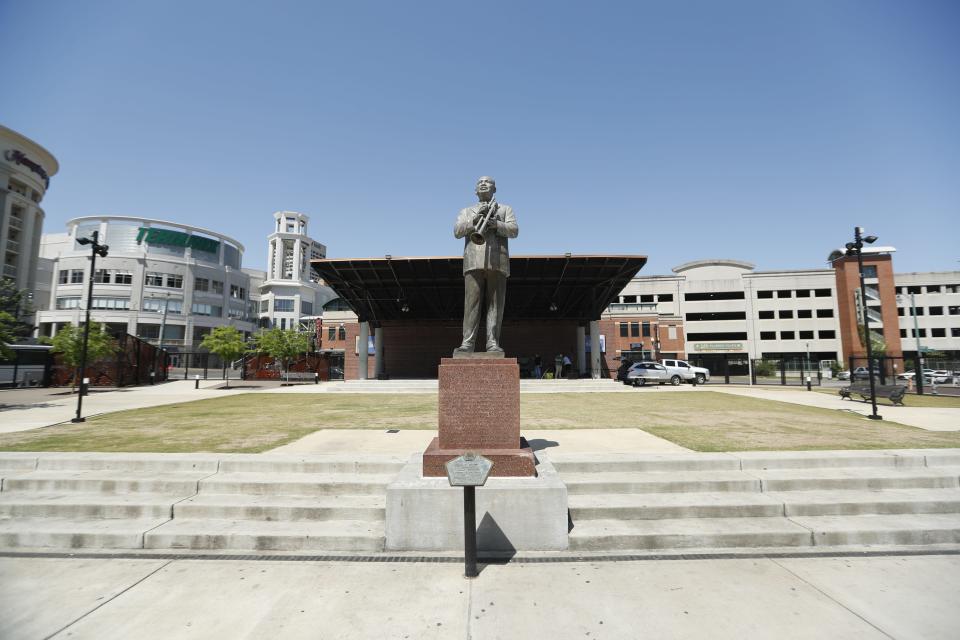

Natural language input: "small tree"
[0,281,35,360]
[0,310,18,361]
[47,323,117,391]
[251,328,312,379]
[200,326,246,388]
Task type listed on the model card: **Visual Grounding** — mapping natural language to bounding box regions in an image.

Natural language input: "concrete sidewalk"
[711,386,960,431]
[1,552,957,639]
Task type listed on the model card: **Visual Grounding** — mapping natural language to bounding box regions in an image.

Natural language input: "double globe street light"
[72,230,109,423]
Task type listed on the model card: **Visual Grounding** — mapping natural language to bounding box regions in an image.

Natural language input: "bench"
[281,372,317,384]
[839,383,906,406]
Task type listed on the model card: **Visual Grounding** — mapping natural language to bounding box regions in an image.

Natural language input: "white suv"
[661,359,711,385]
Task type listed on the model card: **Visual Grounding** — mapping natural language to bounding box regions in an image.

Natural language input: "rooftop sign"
[4,150,50,188]
[136,227,219,254]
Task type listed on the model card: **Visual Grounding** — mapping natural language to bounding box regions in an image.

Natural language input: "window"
[947,284,960,293]
[260,300,269,312]
[758,310,774,319]
[667,325,677,339]
[228,307,246,319]
[145,273,164,287]
[274,298,295,312]
[327,327,336,341]
[862,265,878,278]
[114,271,132,285]
[640,295,654,303]
[191,303,222,317]
[642,322,651,337]
[55,296,81,310]
[686,332,748,341]
[780,331,795,340]
[70,269,84,284]
[338,326,346,340]
[931,328,946,338]
[657,294,673,302]
[814,289,832,297]
[796,290,811,298]
[194,277,209,292]
[926,285,941,293]
[93,269,111,284]
[895,286,903,294]
[911,329,927,338]
[212,280,224,294]
[949,306,960,316]
[929,306,943,316]
[913,307,925,316]
[166,274,183,288]
[900,329,907,338]
[778,310,793,319]
[760,331,776,340]
[622,295,636,303]
[952,328,960,337]
[816,309,834,318]
[686,312,747,321]
[818,330,836,339]
[230,285,246,300]
[301,301,313,315]
[799,330,814,340]
[684,291,745,301]
[143,298,179,313]
[907,286,922,294]
[777,290,791,298]
[897,307,904,316]
[797,309,812,319]
[619,323,628,337]
[58,270,69,284]
[91,297,130,310]
[757,290,773,299]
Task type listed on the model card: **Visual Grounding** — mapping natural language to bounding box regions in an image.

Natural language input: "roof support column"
[589,320,601,380]
[358,321,369,380]
[373,327,384,379]
[576,325,586,375]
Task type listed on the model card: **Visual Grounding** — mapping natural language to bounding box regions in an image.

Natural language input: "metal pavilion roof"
[311,255,647,324]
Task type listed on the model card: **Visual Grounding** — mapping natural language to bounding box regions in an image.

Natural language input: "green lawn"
[1,391,959,453]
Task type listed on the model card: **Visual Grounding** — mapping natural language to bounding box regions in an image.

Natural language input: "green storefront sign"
[693,343,743,352]
[136,227,219,254]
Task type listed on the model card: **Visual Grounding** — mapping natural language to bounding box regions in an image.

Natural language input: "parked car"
[924,370,952,384]
[837,370,851,381]
[852,366,881,380]
[661,359,711,384]
[626,361,682,386]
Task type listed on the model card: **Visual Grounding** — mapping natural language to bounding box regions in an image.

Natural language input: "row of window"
[194,277,224,294]
[896,285,960,295]
[618,322,653,338]
[620,294,674,303]
[901,328,960,338]
[327,326,348,341]
[898,306,960,316]
[759,309,834,319]
[760,330,837,340]
[145,272,184,289]
[92,269,133,284]
[756,288,833,299]
[257,298,315,314]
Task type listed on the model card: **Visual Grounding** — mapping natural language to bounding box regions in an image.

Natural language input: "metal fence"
[848,355,960,395]
[685,354,823,386]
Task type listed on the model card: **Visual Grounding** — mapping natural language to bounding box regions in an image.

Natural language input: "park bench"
[281,372,317,384]
[839,383,906,406]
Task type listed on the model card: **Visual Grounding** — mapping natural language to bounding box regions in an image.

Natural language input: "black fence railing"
[848,355,959,395]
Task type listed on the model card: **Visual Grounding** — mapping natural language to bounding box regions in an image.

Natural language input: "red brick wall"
[834,254,903,363]
[599,317,687,378]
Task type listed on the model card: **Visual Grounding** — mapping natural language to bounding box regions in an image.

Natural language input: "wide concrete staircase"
[553,450,960,552]
[0,453,405,552]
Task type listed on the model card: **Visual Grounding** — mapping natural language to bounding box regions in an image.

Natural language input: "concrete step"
[0,453,39,471]
[568,493,785,520]
[144,518,384,552]
[198,472,394,497]
[752,467,960,492]
[0,517,169,549]
[217,455,405,475]
[562,470,762,495]
[568,517,813,551]
[32,453,219,473]
[550,453,740,474]
[173,494,384,522]
[0,493,187,519]
[774,489,960,517]
[2,471,208,495]
[792,514,960,546]
[736,451,927,470]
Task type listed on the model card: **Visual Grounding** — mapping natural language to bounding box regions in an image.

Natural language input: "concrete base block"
[386,454,568,551]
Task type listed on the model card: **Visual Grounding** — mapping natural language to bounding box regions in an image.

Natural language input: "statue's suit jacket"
[454,203,518,277]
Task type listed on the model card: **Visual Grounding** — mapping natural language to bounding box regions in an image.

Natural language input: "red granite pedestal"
[422,357,536,477]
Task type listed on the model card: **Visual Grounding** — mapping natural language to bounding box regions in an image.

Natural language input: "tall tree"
[251,328,312,379]
[0,281,35,360]
[47,323,118,391]
[200,326,246,388]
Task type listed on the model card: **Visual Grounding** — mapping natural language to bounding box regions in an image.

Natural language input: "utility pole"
[72,230,109,423]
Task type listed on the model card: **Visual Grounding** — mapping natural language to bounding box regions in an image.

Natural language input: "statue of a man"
[453,176,518,355]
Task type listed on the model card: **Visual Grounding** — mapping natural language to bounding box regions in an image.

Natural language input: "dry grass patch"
[0,391,958,453]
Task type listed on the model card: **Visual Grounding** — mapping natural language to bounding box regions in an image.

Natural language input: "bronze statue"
[453,176,518,355]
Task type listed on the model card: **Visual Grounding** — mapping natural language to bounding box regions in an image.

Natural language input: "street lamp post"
[897,292,925,394]
[846,226,881,420]
[72,230,109,423]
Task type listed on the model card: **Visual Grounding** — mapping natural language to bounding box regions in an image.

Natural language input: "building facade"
[1,125,58,295]
[259,211,336,331]
[36,216,257,349]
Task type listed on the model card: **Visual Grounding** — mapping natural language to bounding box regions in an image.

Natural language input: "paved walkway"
[1,552,957,639]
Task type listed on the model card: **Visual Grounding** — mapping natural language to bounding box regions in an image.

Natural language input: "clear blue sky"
[2,0,957,276]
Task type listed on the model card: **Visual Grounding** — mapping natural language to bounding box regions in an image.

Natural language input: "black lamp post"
[845,226,881,421]
[72,230,109,423]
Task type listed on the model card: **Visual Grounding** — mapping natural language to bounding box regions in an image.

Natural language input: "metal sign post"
[445,452,493,579]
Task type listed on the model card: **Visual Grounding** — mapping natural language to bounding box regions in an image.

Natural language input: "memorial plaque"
[445,452,493,487]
